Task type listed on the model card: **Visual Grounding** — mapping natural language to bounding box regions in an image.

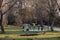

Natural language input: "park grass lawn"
[0,25,60,40]
[0,32,60,38]
[0,37,60,40]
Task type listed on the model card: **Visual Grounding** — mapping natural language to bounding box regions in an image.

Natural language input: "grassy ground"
[0,37,60,40]
[0,25,60,40]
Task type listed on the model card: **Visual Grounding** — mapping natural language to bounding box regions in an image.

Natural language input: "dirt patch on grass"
[20,34,39,36]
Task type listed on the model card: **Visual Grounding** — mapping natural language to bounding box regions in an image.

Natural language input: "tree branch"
[2,0,17,15]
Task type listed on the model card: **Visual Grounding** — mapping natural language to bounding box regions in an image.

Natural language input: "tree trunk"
[38,18,44,31]
[50,18,55,31]
[0,11,4,33]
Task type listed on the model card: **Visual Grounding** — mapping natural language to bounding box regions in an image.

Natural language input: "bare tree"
[0,0,4,33]
[0,0,18,33]
[47,0,58,31]
[35,0,44,31]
